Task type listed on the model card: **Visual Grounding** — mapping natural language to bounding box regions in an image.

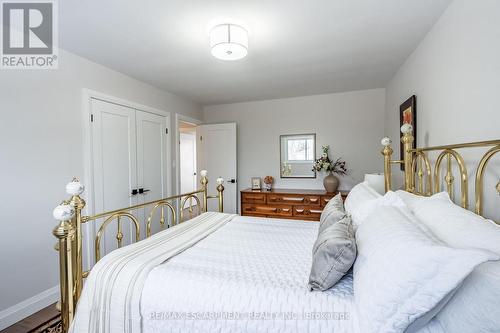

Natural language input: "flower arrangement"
[312,145,348,175]
[263,176,274,184]
[263,176,274,190]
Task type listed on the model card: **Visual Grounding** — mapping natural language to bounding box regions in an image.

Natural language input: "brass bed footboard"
[381,124,500,218]
[52,171,224,332]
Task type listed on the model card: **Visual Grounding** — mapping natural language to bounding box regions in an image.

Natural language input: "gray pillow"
[318,193,345,235]
[309,216,356,291]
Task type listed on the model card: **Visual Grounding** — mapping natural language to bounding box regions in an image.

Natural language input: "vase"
[323,172,339,193]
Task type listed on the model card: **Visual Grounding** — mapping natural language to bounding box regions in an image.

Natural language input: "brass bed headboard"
[52,171,224,332]
[381,124,500,217]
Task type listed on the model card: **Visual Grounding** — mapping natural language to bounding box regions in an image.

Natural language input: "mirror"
[280,134,316,178]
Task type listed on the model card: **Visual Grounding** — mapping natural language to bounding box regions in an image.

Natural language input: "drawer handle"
[296,209,304,213]
[282,208,290,212]
[245,196,263,200]
[269,197,281,201]
[324,198,331,203]
[283,197,305,202]
[310,210,322,214]
[259,207,277,212]
[309,198,319,203]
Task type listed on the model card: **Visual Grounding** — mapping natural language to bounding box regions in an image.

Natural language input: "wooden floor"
[1,303,59,333]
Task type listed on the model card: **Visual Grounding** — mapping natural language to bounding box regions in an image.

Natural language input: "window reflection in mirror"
[280,134,316,178]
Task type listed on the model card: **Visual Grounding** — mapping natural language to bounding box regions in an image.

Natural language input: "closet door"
[91,98,138,256]
[136,110,170,236]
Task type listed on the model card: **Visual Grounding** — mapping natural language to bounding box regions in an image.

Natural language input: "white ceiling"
[60,0,451,105]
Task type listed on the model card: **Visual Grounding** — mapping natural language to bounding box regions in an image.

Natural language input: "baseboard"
[0,286,59,330]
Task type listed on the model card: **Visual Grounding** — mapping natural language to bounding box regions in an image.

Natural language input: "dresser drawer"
[321,193,348,206]
[267,194,321,205]
[242,204,293,217]
[293,206,323,220]
[241,192,267,204]
[321,196,335,207]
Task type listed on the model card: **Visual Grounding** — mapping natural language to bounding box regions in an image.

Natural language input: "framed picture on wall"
[400,95,417,170]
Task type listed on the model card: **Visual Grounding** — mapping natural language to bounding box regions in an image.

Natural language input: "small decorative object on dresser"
[241,188,349,221]
[251,177,261,190]
[313,145,348,193]
[263,176,274,191]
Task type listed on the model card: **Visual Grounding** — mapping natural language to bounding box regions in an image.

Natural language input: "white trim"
[82,89,171,118]
[81,89,172,270]
[0,286,59,330]
[174,113,202,197]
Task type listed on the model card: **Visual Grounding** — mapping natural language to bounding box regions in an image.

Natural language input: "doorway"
[179,121,198,196]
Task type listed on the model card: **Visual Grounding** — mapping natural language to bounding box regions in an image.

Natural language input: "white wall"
[204,89,386,201]
[385,0,500,219]
[0,49,202,327]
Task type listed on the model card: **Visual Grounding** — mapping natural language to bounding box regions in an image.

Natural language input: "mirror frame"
[279,133,317,179]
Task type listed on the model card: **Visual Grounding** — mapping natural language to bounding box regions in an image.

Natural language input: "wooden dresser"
[240,188,349,221]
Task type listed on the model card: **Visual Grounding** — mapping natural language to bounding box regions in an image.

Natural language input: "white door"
[180,132,197,195]
[91,99,170,257]
[198,123,237,213]
[136,110,170,236]
[91,98,138,255]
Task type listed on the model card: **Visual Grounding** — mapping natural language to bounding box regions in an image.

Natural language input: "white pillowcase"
[400,191,500,254]
[395,190,449,212]
[435,262,500,333]
[354,204,498,333]
[344,181,380,215]
[350,190,407,229]
[395,191,500,332]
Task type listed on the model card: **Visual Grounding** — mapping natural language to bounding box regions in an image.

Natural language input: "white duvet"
[141,215,357,333]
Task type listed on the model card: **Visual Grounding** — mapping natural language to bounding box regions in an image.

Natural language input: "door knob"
[228,179,236,184]
[131,189,138,195]
[138,188,150,194]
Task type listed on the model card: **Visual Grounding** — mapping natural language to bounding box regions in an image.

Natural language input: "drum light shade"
[210,24,248,61]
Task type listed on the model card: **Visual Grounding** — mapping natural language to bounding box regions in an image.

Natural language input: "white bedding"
[72,186,473,333]
[70,212,236,333]
[141,215,357,333]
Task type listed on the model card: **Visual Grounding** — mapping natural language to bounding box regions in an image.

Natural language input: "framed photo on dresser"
[400,95,416,170]
[251,177,261,190]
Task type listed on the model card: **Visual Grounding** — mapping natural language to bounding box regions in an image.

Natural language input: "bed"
[52,125,500,333]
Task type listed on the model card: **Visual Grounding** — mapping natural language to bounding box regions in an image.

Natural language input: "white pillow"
[350,190,406,229]
[395,190,449,212]
[400,193,500,332]
[344,181,380,215]
[354,204,498,333]
[408,192,500,255]
[435,262,500,333]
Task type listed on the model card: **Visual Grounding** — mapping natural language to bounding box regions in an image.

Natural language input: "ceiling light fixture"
[209,23,248,61]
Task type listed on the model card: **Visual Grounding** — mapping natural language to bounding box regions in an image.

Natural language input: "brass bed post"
[66,178,86,303]
[381,137,394,192]
[53,202,76,332]
[216,177,225,212]
[200,169,209,212]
